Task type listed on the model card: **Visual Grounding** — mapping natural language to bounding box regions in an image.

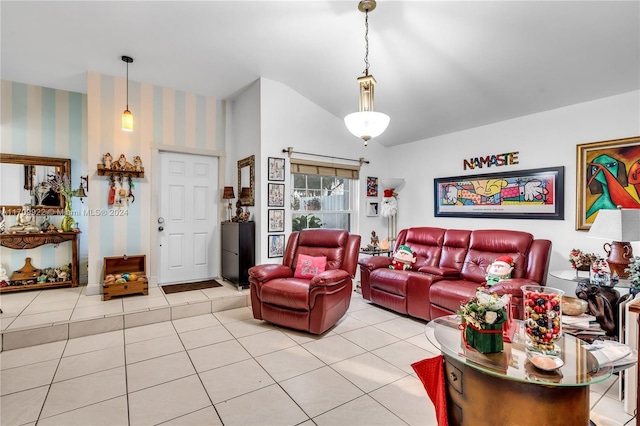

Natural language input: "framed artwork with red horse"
[576,136,640,230]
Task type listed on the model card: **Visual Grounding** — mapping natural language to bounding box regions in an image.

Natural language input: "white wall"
[257,78,391,264]
[386,90,640,294]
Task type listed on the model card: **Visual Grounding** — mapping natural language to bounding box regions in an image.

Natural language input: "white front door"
[158,151,218,285]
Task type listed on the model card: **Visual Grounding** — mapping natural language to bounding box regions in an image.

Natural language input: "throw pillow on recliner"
[294,254,327,279]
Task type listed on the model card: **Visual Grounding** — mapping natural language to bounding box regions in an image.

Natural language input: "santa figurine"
[485,255,514,286]
[389,245,416,271]
[380,189,398,218]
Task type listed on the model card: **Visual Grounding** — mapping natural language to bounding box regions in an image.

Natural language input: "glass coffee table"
[427,315,613,425]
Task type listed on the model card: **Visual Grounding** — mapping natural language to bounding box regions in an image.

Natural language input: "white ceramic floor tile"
[372,341,435,374]
[314,394,406,425]
[127,351,196,392]
[158,406,223,426]
[278,327,335,345]
[31,288,82,304]
[40,367,127,419]
[187,339,252,373]
[215,384,308,426]
[54,346,124,383]
[64,330,124,357]
[70,302,124,320]
[302,334,366,365]
[256,345,325,382]
[74,293,110,307]
[331,352,408,393]
[237,329,298,357]
[163,290,209,305]
[370,375,438,426]
[223,318,276,338]
[213,306,254,324]
[374,316,427,339]
[38,395,129,426]
[1,359,59,396]
[0,340,66,370]
[124,321,177,344]
[172,313,221,333]
[591,393,635,425]
[405,333,440,355]
[128,374,212,426]
[123,295,169,312]
[200,358,275,403]
[21,298,77,315]
[348,307,399,325]
[0,315,17,330]
[330,315,369,334]
[8,309,73,329]
[0,385,49,425]
[125,334,185,364]
[280,366,364,417]
[178,324,235,350]
[340,325,400,351]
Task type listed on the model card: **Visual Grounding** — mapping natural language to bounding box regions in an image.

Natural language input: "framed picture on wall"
[268,157,285,181]
[268,234,285,258]
[366,176,379,197]
[576,136,640,230]
[366,201,379,217]
[268,209,285,232]
[268,183,285,207]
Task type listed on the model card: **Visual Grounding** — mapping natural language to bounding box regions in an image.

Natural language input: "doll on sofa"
[485,255,514,286]
[389,245,416,271]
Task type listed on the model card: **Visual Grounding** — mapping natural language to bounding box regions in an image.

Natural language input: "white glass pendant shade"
[122,109,133,132]
[344,111,390,144]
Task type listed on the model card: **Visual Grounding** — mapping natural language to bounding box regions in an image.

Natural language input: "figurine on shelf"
[112,154,133,171]
[8,204,40,233]
[133,156,143,172]
[103,152,113,169]
[367,231,379,250]
[0,206,5,233]
[40,214,51,232]
[0,263,9,287]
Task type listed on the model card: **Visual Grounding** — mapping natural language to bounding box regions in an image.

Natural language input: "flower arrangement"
[569,248,597,271]
[624,257,640,294]
[457,289,510,329]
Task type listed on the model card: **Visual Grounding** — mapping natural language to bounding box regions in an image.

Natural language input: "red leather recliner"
[249,229,361,334]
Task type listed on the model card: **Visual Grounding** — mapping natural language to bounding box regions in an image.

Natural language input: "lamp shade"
[222,186,235,200]
[344,111,390,142]
[122,109,133,132]
[240,187,251,198]
[588,208,640,242]
[380,178,405,193]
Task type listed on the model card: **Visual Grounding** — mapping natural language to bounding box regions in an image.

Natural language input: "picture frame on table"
[268,209,285,232]
[268,234,285,258]
[434,166,564,220]
[366,176,379,197]
[268,157,285,181]
[268,183,285,207]
[575,136,640,230]
[366,201,379,217]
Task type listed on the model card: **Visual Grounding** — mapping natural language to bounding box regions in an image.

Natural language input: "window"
[291,174,354,231]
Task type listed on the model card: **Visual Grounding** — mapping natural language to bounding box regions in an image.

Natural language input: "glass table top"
[550,269,633,290]
[426,315,613,387]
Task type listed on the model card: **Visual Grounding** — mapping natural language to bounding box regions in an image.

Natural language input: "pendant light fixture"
[344,0,390,146]
[121,55,134,132]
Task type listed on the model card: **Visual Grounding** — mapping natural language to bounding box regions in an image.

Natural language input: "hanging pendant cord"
[126,61,129,110]
[363,10,369,76]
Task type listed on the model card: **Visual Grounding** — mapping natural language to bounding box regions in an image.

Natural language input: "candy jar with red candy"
[522,285,564,353]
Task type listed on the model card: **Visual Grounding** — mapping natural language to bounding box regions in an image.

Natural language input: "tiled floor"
[0,288,633,425]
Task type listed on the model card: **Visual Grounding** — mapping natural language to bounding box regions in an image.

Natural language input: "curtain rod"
[282,147,369,166]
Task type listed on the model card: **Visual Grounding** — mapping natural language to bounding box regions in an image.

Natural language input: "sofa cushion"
[370,268,411,296]
[294,254,327,279]
[260,279,311,310]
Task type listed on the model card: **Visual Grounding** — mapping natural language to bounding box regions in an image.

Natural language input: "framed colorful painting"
[434,166,564,220]
[268,209,285,232]
[268,157,285,181]
[268,234,285,258]
[366,176,379,197]
[576,136,640,230]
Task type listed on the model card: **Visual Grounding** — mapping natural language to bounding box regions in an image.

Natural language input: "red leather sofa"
[358,227,552,321]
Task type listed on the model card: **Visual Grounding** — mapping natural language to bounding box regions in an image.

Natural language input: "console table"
[0,231,80,292]
[427,316,612,425]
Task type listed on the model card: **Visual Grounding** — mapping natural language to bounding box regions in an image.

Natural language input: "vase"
[60,200,75,232]
[464,323,504,353]
[522,285,563,353]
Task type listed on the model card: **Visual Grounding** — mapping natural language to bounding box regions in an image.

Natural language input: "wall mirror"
[0,154,71,214]
[237,155,255,206]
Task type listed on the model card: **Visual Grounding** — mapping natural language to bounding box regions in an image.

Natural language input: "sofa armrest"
[488,278,541,297]
[358,256,393,271]
[311,269,351,287]
[248,264,293,283]
[417,265,460,278]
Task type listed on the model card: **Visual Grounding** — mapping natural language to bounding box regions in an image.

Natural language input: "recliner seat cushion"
[260,279,311,311]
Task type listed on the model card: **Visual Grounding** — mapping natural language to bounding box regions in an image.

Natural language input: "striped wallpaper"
[2,75,221,294]
[1,80,88,282]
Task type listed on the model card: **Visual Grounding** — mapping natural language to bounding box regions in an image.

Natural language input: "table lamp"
[222,186,235,221]
[588,207,640,279]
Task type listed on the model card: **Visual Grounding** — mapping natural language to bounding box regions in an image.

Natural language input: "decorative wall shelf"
[96,164,145,179]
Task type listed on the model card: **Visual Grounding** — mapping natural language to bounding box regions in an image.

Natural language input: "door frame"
[149,144,226,288]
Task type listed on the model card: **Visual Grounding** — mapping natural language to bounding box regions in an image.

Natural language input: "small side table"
[359,248,392,257]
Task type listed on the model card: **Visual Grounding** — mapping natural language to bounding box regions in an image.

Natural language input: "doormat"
[161,280,223,294]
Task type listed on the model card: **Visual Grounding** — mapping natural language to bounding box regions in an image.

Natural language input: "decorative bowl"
[562,296,588,316]
[526,351,564,371]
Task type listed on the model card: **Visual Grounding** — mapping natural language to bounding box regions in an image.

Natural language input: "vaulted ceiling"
[2,1,639,147]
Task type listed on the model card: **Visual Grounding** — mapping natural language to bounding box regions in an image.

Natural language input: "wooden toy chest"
[102,254,148,301]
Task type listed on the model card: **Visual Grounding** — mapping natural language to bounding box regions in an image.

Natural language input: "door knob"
[158,226,164,231]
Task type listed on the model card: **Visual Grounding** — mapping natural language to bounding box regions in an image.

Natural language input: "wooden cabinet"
[0,232,80,292]
[221,221,255,289]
